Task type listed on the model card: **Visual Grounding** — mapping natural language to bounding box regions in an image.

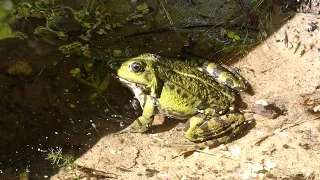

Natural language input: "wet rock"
[7,61,32,76]
[254,99,286,119]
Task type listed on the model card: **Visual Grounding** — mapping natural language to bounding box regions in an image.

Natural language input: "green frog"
[109,53,248,154]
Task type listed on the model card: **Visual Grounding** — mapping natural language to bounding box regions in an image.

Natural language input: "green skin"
[109,53,248,153]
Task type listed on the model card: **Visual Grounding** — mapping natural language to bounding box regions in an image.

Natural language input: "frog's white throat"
[118,78,147,108]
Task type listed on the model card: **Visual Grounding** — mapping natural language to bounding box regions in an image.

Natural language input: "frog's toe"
[115,125,140,135]
[172,149,196,159]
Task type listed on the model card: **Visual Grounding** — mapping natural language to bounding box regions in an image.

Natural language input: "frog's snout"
[108,60,122,71]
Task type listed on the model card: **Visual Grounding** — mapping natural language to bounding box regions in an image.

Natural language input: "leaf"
[142,8,149,14]
[227,31,235,38]
[113,49,122,57]
[234,35,240,40]
[82,22,91,28]
[0,22,14,40]
[0,0,13,18]
[105,23,112,30]
[88,92,98,100]
[69,68,81,77]
[92,74,101,86]
[137,3,148,11]
[99,74,110,91]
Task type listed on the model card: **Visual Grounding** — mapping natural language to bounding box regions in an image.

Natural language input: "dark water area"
[0,36,141,179]
[0,0,300,179]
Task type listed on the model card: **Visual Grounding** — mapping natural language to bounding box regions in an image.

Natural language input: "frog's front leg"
[118,95,155,134]
[202,62,247,91]
[183,112,246,152]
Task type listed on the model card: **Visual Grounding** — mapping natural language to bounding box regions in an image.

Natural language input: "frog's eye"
[130,62,142,73]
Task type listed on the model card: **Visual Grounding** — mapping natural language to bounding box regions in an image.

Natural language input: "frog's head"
[108,53,160,91]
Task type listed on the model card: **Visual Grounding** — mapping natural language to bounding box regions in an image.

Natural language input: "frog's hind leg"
[181,113,246,156]
[202,62,247,91]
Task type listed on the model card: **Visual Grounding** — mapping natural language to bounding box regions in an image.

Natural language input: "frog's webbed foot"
[115,125,140,135]
[115,116,152,135]
[164,142,196,158]
[171,139,223,158]
[171,113,248,158]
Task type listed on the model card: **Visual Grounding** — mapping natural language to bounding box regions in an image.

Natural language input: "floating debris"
[7,61,32,76]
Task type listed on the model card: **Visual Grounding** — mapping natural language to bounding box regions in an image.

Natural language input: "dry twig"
[255,119,314,146]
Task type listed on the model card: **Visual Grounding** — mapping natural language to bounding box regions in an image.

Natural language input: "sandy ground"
[52,12,320,180]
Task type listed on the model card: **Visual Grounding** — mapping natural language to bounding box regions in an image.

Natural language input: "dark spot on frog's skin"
[213,116,227,127]
[176,88,181,94]
[199,122,210,132]
[166,68,173,73]
[197,101,208,109]
[184,120,191,131]
[154,62,161,68]
[179,111,186,116]
[166,110,173,115]
[182,92,189,98]
[167,83,175,90]
[226,78,235,88]
[212,106,223,114]
[136,118,143,126]
[214,94,220,100]
[177,66,182,71]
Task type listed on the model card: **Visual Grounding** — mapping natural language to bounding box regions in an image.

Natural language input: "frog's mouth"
[118,78,149,94]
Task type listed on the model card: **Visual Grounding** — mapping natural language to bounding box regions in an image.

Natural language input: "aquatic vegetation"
[0,0,28,40]
[127,3,150,21]
[46,147,76,169]
[227,31,241,42]
[1,0,129,117]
